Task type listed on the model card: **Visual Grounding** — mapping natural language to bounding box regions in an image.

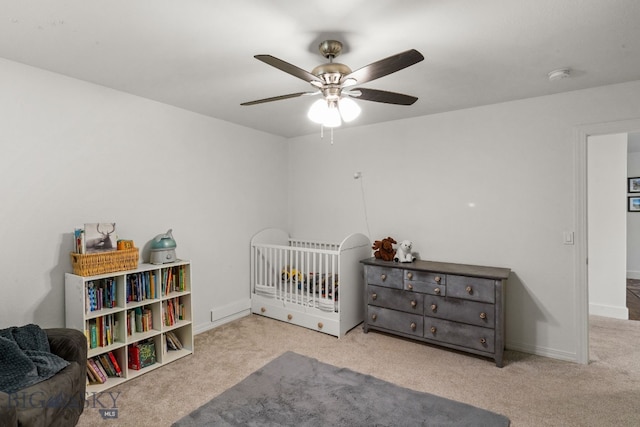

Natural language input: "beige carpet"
[77,314,640,426]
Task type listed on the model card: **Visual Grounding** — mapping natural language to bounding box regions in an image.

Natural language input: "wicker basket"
[70,248,139,276]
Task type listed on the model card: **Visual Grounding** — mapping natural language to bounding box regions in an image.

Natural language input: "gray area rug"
[172,351,510,427]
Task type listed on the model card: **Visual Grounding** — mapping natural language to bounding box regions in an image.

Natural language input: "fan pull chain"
[318,125,334,144]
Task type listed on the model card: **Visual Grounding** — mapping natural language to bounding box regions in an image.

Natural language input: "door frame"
[574,118,640,364]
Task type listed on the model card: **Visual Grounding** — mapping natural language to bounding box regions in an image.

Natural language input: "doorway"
[587,133,627,320]
[627,279,640,320]
[626,133,640,320]
[576,120,640,364]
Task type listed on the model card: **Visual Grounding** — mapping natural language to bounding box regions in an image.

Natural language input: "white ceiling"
[2,0,640,138]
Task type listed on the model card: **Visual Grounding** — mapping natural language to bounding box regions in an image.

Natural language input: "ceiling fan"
[241,40,424,128]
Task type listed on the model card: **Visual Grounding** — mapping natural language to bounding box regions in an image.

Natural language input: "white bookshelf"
[65,260,193,393]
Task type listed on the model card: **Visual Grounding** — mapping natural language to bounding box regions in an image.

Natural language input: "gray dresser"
[361,258,510,367]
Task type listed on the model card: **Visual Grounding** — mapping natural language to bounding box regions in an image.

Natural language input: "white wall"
[287,80,640,361]
[0,58,288,333]
[4,53,640,362]
[587,134,628,319]
[627,149,640,278]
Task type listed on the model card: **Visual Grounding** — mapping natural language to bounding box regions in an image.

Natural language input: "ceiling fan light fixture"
[324,101,342,128]
[307,99,328,124]
[307,99,341,127]
[339,97,361,122]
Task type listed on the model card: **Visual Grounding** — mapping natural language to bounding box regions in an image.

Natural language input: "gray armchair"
[0,328,87,427]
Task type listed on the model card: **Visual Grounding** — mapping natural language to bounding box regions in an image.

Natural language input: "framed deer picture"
[84,223,117,253]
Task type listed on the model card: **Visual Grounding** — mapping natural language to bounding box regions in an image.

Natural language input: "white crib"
[250,228,371,337]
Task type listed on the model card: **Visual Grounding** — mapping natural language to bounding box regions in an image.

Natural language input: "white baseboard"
[588,303,629,320]
[211,298,251,321]
[627,270,640,280]
[505,341,577,363]
[193,298,252,335]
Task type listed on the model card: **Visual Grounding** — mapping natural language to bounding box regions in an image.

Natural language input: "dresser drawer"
[367,306,423,337]
[425,296,494,328]
[404,270,445,285]
[368,285,423,314]
[424,317,495,353]
[447,275,496,303]
[365,266,404,289]
[405,281,446,296]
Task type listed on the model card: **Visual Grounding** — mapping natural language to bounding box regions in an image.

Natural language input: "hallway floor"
[627,278,640,320]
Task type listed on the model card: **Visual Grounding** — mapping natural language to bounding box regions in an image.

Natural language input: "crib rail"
[288,238,340,252]
[251,241,340,312]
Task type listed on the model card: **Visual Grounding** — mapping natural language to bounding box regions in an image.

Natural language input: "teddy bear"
[372,237,397,262]
[394,240,416,263]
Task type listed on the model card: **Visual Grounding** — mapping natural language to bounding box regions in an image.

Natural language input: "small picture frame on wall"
[629,196,640,212]
[628,177,640,193]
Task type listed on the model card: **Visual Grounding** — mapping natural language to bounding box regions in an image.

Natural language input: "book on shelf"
[87,359,107,384]
[128,339,156,370]
[86,278,117,313]
[127,272,159,302]
[135,307,143,332]
[162,265,187,295]
[87,314,117,349]
[86,362,99,384]
[165,331,183,351]
[127,306,153,335]
[92,357,109,380]
[98,354,116,377]
[150,272,156,299]
[89,321,98,349]
[107,351,122,377]
[178,265,186,291]
[88,353,121,380]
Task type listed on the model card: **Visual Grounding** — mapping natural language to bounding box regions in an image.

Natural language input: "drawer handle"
[381,274,387,281]
[410,322,417,331]
[431,304,437,312]
[435,276,441,283]
[480,338,487,345]
[466,286,473,294]
[407,283,413,290]
[261,307,266,313]
[287,314,293,320]
[407,272,413,280]
[371,314,377,321]
[410,300,417,308]
[371,292,377,300]
[479,312,487,319]
[434,287,441,295]
[430,326,437,334]
[318,322,323,329]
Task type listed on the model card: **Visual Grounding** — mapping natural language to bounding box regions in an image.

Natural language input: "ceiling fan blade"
[241,92,316,106]
[254,55,323,85]
[341,49,424,86]
[350,88,418,105]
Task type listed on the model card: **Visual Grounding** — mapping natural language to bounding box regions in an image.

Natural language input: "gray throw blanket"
[0,324,70,394]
